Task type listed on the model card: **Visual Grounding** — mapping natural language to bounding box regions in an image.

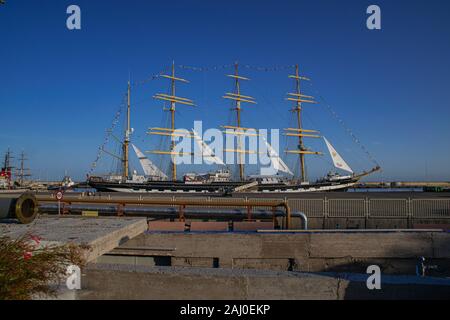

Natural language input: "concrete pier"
[0,216,147,262]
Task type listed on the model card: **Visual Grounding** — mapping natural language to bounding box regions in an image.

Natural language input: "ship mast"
[99,81,132,180]
[122,81,131,180]
[148,61,195,181]
[169,63,176,180]
[284,65,322,182]
[17,151,31,186]
[222,62,257,181]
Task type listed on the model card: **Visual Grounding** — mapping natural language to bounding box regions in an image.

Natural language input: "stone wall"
[98,230,450,276]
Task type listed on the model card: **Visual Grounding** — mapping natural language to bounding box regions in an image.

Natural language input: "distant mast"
[284,65,322,182]
[17,151,31,186]
[222,62,257,181]
[148,61,195,180]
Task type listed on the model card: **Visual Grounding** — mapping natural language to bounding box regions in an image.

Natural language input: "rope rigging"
[307,81,381,168]
[177,63,296,73]
[88,93,127,176]
[89,67,171,176]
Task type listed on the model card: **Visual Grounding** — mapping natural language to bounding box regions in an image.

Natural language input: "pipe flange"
[15,192,38,224]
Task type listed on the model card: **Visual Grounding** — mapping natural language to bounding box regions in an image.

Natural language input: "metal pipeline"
[40,204,280,218]
[37,196,288,208]
[38,196,294,228]
[38,204,308,229]
[297,211,308,230]
[0,192,39,224]
[39,196,308,229]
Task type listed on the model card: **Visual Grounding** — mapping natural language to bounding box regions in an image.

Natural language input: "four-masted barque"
[88,62,380,193]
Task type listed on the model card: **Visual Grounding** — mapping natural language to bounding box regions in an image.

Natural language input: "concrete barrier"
[109,230,450,276]
[190,222,229,232]
[75,264,450,300]
[148,221,186,232]
[233,221,274,231]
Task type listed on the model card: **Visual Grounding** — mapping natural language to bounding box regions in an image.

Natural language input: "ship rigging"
[87,62,380,193]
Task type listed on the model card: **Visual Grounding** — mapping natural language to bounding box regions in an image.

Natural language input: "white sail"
[261,137,294,176]
[192,130,225,165]
[132,144,168,180]
[323,137,353,174]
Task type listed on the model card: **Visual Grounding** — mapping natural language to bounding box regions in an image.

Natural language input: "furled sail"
[261,137,294,176]
[132,144,168,180]
[323,137,353,174]
[192,130,225,165]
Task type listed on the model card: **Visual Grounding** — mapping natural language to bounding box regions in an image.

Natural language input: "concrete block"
[189,221,229,232]
[233,221,274,231]
[148,221,185,232]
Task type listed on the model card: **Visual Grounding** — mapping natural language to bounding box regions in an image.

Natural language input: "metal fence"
[287,198,450,219]
[411,199,450,218]
[65,192,450,220]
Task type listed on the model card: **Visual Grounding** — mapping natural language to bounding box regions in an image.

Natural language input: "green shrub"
[0,234,86,300]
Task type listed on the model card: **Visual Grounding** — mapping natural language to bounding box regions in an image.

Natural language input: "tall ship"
[87,62,380,193]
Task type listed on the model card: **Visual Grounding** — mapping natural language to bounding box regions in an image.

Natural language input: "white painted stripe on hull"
[106,181,357,193]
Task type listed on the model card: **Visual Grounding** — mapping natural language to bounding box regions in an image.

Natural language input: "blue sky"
[1,0,450,181]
